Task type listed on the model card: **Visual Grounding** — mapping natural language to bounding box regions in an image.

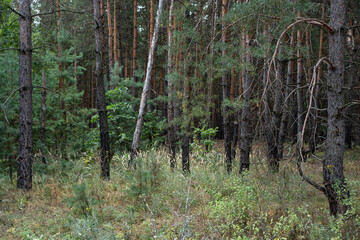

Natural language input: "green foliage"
[91,63,167,153]
[126,156,161,201]
[64,183,99,218]
[191,124,218,153]
[209,173,259,238]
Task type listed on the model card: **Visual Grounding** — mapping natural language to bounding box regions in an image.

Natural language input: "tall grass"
[0,145,359,239]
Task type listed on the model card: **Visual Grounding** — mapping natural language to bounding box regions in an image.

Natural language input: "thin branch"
[2,87,22,125]
[32,9,87,18]
[201,15,249,57]
[260,18,335,116]
[6,6,24,17]
[297,57,333,194]
[2,85,61,126]
[0,48,19,52]
[348,25,360,29]
[33,85,61,94]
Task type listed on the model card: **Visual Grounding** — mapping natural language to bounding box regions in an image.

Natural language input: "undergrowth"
[0,146,359,239]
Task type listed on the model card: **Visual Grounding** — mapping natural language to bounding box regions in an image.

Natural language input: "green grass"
[0,145,359,239]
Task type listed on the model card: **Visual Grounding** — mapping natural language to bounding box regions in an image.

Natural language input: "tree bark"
[296,12,305,148]
[131,0,138,97]
[167,0,176,169]
[40,70,47,164]
[207,0,217,128]
[278,31,295,158]
[239,33,253,174]
[106,0,113,88]
[221,0,232,173]
[129,0,165,168]
[94,0,111,179]
[18,0,33,190]
[324,0,348,216]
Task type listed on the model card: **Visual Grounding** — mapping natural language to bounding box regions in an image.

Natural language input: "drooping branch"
[260,18,335,116]
[296,57,335,195]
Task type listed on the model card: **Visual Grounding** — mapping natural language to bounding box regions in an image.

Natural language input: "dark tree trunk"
[263,49,285,172]
[278,33,295,158]
[324,0,348,216]
[182,131,190,174]
[239,33,253,174]
[345,18,358,149]
[18,0,33,190]
[94,0,111,179]
[106,0,113,88]
[167,0,176,169]
[296,20,305,148]
[131,0,138,97]
[40,70,47,164]
[222,0,232,173]
[231,119,239,160]
[129,0,165,168]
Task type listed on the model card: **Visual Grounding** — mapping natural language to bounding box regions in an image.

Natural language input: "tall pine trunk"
[106,0,113,88]
[221,0,232,173]
[239,33,253,174]
[18,0,33,190]
[131,0,138,97]
[167,0,176,169]
[93,0,111,179]
[324,0,348,216]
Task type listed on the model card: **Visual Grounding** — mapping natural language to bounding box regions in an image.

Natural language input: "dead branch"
[261,18,335,112]
[297,57,334,194]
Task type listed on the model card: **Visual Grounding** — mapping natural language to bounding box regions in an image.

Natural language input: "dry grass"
[0,143,359,239]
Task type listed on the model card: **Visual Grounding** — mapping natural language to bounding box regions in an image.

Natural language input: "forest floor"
[0,142,360,239]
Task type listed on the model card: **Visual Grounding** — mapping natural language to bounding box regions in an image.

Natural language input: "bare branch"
[0,48,19,52]
[260,18,335,117]
[6,5,24,17]
[32,9,87,18]
[296,57,333,195]
[2,87,21,125]
[2,85,61,126]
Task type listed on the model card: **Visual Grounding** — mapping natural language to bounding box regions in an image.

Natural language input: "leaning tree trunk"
[94,0,111,179]
[324,0,349,216]
[129,0,165,168]
[167,0,176,169]
[18,0,33,190]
